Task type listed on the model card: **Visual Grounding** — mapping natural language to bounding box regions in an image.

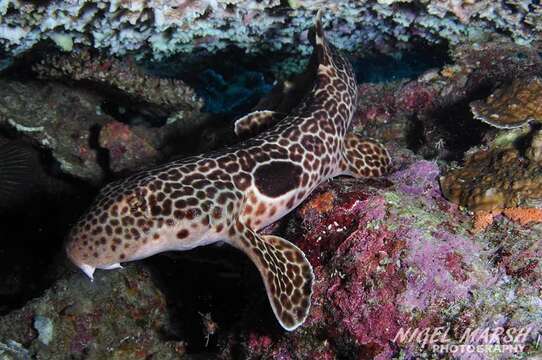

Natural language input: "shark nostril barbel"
[65,10,391,331]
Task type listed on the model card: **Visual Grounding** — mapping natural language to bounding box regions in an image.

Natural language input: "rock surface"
[440,128,542,212]
[1,4,542,359]
[0,1,541,60]
[0,266,185,359]
[0,76,207,183]
[224,155,542,359]
[1,153,540,358]
[470,77,542,129]
[0,79,112,183]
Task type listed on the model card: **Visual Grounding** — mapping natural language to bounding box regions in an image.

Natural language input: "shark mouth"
[77,262,123,281]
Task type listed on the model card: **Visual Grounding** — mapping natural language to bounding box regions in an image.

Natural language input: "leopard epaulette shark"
[66,11,392,331]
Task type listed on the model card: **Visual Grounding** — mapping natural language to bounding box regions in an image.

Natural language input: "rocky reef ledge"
[0,2,542,359]
[1,154,541,359]
[1,0,541,61]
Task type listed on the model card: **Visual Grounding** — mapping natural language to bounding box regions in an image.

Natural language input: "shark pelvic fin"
[230,221,314,331]
[341,133,392,178]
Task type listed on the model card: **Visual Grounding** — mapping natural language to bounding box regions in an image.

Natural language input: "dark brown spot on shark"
[173,210,184,221]
[286,197,295,209]
[186,198,198,206]
[177,229,189,239]
[130,228,140,239]
[212,207,222,219]
[233,173,251,191]
[256,203,267,216]
[254,161,302,198]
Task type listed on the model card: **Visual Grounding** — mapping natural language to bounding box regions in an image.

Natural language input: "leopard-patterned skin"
[66,11,391,331]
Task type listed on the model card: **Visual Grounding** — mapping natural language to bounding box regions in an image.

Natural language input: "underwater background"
[0,1,542,359]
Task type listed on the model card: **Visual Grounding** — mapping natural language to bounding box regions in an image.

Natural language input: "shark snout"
[65,219,126,281]
[65,238,97,280]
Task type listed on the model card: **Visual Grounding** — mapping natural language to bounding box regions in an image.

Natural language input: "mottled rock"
[0,79,111,183]
[34,49,203,116]
[440,129,542,212]
[99,121,159,173]
[224,156,542,358]
[1,0,541,60]
[0,266,185,359]
[0,76,207,183]
[470,77,542,129]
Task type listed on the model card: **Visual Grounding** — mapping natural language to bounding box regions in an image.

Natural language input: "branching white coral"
[0,0,540,59]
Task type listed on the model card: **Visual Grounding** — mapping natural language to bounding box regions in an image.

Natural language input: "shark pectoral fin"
[233,110,282,138]
[340,133,392,178]
[230,222,314,331]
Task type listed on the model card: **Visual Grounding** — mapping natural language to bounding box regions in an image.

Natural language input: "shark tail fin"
[309,10,331,67]
[314,10,324,45]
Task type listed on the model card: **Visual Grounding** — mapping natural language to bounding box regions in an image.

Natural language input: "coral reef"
[0,71,206,183]
[1,4,542,358]
[221,155,542,358]
[440,128,542,212]
[2,154,540,358]
[0,0,541,61]
[0,266,185,359]
[2,31,540,185]
[355,38,542,161]
[33,49,203,116]
[0,79,112,183]
[470,77,542,129]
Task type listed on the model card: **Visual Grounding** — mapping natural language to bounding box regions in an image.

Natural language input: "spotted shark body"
[66,11,391,331]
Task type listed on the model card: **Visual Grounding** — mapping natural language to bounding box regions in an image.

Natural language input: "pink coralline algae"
[355,84,396,125]
[401,229,483,311]
[389,159,440,197]
[324,212,408,356]
[247,332,273,353]
[241,159,513,359]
